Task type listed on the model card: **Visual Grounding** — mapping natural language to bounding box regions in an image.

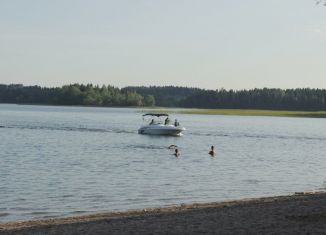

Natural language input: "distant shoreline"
[2,103,326,118]
[2,84,326,113]
[1,192,326,234]
[143,108,326,118]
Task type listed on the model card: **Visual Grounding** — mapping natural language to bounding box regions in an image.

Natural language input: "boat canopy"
[142,113,169,117]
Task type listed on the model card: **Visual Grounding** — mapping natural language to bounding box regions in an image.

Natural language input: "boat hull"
[138,125,185,136]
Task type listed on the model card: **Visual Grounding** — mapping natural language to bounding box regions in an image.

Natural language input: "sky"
[0,0,325,90]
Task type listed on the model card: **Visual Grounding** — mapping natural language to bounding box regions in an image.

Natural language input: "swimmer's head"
[174,148,180,156]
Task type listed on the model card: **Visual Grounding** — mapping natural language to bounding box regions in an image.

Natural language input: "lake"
[1,104,326,223]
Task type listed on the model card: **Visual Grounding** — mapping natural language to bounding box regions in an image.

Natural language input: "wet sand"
[1,192,326,235]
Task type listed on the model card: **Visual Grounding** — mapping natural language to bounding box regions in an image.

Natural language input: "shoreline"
[2,104,326,119]
[142,108,326,118]
[2,191,326,234]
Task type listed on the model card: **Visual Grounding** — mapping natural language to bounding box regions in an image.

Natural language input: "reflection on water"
[1,104,326,223]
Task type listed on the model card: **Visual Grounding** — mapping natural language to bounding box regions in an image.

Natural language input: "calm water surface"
[1,104,326,222]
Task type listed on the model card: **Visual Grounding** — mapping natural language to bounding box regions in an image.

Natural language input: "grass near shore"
[142,108,326,118]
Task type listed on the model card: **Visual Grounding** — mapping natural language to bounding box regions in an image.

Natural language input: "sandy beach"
[1,192,326,235]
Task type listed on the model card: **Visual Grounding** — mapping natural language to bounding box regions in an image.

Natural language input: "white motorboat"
[138,113,186,136]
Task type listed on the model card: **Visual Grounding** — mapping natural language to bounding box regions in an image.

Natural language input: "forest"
[0,84,155,107]
[1,84,326,111]
[124,86,326,111]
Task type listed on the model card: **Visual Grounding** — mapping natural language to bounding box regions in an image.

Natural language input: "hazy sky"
[0,0,325,89]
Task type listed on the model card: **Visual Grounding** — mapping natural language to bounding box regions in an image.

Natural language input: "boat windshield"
[142,114,168,125]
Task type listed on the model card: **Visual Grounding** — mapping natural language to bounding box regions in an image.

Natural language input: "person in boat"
[174,148,180,157]
[174,119,179,126]
[209,146,216,156]
[164,117,170,125]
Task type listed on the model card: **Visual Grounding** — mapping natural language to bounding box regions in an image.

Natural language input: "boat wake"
[189,131,326,142]
[0,125,134,134]
[124,144,167,150]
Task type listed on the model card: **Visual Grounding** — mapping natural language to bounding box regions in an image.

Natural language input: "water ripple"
[125,144,167,150]
[2,104,326,223]
[0,213,10,217]
[189,131,326,141]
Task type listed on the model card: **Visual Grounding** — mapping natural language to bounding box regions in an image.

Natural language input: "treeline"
[180,88,326,111]
[0,84,155,106]
[122,86,201,107]
[1,84,326,111]
[124,86,326,111]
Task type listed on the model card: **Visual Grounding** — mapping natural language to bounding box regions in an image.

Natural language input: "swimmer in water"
[209,146,216,156]
[168,144,178,149]
[174,148,180,157]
